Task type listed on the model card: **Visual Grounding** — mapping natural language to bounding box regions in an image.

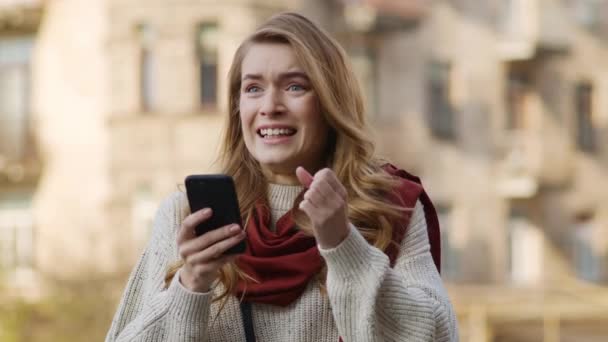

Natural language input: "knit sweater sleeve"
[319,200,459,342]
[105,192,213,342]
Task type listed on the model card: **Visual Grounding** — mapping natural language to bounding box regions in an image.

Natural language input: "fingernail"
[201,208,211,216]
[230,224,240,233]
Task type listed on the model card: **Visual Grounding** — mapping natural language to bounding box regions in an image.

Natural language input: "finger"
[296,166,314,188]
[308,175,342,208]
[179,223,241,259]
[298,198,317,217]
[304,186,326,208]
[311,177,335,200]
[180,223,241,258]
[320,169,348,199]
[186,230,246,264]
[177,208,212,244]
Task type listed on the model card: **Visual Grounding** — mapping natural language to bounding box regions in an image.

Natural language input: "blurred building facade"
[0,0,43,292]
[1,0,608,341]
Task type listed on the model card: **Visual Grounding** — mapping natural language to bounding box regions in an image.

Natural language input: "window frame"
[427,60,456,140]
[0,192,35,274]
[0,36,34,160]
[196,22,220,110]
[574,81,596,153]
[136,23,156,113]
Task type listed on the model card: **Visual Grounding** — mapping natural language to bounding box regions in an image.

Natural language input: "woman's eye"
[287,84,304,91]
[245,86,262,93]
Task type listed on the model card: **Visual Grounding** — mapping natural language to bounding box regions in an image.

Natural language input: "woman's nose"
[259,88,285,116]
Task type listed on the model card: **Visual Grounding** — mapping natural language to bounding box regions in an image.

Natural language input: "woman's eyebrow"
[242,73,263,81]
[277,71,309,82]
[242,71,309,82]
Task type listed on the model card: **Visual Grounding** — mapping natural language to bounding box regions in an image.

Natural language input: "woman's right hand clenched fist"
[177,208,246,293]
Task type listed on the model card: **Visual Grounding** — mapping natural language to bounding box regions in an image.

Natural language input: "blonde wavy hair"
[165,12,409,305]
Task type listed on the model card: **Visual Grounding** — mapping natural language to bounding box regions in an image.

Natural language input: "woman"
[106,12,458,342]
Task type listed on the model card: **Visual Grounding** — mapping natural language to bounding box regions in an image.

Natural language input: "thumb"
[295,166,314,188]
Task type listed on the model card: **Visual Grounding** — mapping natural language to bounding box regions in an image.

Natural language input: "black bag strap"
[240,301,256,342]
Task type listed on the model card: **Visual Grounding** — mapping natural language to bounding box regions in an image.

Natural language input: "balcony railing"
[341,0,428,32]
[496,130,541,198]
[498,0,572,61]
[496,125,576,197]
[0,130,41,184]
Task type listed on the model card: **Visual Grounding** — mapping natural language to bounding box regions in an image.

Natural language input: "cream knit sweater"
[106,184,458,341]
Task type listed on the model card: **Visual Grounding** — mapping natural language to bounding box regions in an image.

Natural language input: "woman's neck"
[261,162,324,185]
[263,169,300,185]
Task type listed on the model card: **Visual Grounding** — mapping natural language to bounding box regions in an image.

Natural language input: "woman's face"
[239,43,329,179]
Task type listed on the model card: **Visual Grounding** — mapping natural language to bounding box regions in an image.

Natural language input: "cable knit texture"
[106,184,459,341]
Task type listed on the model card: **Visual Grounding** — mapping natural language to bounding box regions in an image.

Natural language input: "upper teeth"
[260,128,295,136]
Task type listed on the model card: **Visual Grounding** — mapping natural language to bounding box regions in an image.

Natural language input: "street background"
[1,0,608,341]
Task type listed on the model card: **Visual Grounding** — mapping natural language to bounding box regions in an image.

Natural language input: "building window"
[505,68,532,130]
[575,82,595,152]
[572,212,603,282]
[137,23,156,112]
[0,193,34,274]
[0,37,34,160]
[438,204,463,282]
[508,207,543,285]
[197,23,219,108]
[427,61,455,139]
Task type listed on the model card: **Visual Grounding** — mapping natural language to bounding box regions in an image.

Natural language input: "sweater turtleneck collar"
[267,183,304,230]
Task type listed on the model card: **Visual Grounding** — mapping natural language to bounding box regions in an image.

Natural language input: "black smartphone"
[184,174,246,254]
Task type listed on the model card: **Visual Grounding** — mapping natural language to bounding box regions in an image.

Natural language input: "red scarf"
[234,164,441,306]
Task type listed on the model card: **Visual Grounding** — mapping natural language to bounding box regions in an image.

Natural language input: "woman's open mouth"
[257,128,297,139]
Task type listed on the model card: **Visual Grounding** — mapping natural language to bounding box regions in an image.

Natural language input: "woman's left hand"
[296,166,350,249]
